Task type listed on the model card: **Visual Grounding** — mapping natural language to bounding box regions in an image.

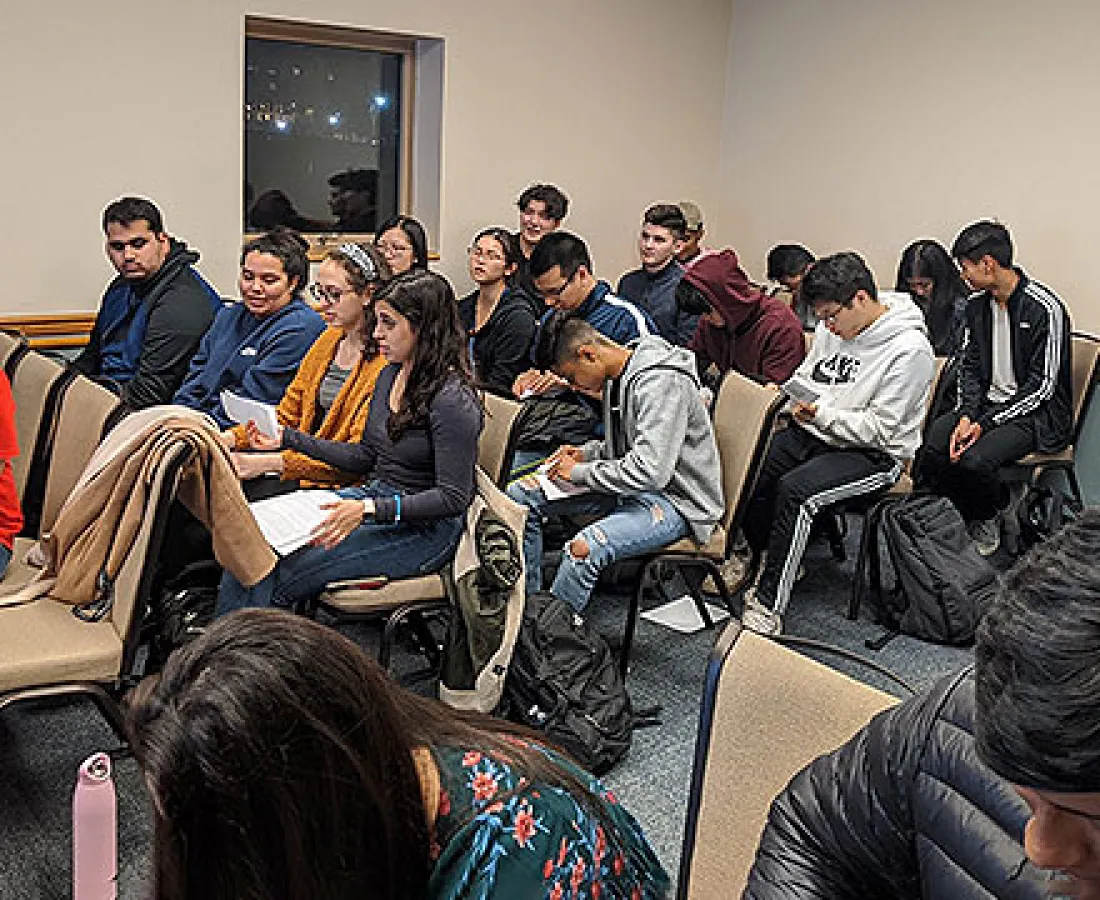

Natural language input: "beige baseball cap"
[678,201,704,231]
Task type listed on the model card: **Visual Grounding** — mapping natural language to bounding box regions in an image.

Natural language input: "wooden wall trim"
[0,314,95,349]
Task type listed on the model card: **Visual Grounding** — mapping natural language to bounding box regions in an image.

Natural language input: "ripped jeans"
[507,481,689,611]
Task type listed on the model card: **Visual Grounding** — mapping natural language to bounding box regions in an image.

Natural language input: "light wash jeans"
[507,479,689,611]
[217,481,464,617]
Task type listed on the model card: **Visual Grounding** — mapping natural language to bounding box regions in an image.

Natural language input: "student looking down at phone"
[740,252,934,636]
[507,315,722,612]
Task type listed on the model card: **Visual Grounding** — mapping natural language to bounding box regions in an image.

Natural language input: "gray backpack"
[878,495,998,645]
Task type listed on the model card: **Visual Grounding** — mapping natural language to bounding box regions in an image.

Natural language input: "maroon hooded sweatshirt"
[685,248,806,383]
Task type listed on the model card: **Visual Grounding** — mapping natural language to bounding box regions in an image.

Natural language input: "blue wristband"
[394,494,402,522]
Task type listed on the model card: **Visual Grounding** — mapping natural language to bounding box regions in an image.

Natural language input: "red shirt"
[0,374,24,548]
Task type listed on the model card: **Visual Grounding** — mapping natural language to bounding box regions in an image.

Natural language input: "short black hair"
[643,204,687,240]
[517,184,569,222]
[529,231,592,281]
[800,251,877,309]
[951,220,1013,268]
[766,244,815,281]
[240,229,310,298]
[103,196,164,235]
[533,313,609,371]
[976,508,1100,792]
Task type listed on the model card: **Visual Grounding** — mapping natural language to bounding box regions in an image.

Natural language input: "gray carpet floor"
[0,520,980,898]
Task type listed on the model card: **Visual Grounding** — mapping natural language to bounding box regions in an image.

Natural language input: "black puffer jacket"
[744,671,1049,899]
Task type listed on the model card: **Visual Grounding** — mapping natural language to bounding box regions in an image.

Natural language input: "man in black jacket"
[73,197,221,409]
[745,509,1100,899]
[916,220,1071,555]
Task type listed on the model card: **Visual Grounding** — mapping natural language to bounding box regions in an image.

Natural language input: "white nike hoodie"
[796,291,935,462]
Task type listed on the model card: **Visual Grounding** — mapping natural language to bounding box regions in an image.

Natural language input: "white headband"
[339,243,378,282]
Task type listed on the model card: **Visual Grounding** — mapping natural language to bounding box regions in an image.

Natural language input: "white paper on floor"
[640,594,730,634]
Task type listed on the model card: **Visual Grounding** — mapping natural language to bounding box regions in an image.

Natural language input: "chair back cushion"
[478,391,522,486]
[10,352,66,502]
[681,624,897,898]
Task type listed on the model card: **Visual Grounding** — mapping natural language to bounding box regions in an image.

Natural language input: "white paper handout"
[782,374,821,405]
[221,389,281,438]
[535,462,590,502]
[249,490,342,556]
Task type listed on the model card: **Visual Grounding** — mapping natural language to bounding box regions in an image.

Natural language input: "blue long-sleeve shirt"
[173,297,324,428]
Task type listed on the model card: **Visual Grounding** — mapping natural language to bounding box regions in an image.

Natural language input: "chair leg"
[620,562,662,682]
[850,509,873,620]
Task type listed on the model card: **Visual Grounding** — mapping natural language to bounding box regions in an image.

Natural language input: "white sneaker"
[968,515,1001,557]
[740,588,783,636]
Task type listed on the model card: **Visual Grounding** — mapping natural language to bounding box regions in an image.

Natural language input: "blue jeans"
[507,479,689,611]
[0,543,11,579]
[217,482,464,617]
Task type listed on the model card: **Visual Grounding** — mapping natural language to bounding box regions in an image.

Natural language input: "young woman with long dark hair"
[458,227,538,392]
[127,609,668,900]
[895,239,970,356]
[216,270,481,615]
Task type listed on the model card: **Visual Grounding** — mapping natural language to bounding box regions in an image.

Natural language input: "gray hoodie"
[797,291,935,462]
[569,336,724,543]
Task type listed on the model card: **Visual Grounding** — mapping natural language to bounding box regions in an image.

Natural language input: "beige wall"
[718,0,1100,333]
[0,0,731,312]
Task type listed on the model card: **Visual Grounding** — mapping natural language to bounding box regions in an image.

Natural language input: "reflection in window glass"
[244,38,403,234]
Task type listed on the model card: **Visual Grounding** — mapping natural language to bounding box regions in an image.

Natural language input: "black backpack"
[877,495,998,645]
[502,592,633,776]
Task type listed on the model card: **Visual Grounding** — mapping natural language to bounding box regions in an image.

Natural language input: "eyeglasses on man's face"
[538,268,577,300]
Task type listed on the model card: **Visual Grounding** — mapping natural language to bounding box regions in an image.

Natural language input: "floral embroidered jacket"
[427,744,669,899]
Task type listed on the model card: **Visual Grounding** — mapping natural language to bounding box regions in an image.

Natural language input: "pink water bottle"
[73,752,117,900]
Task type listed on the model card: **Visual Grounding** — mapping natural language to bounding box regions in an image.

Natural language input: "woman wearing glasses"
[223,242,391,499]
[216,270,482,617]
[375,214,430,276]
[458,228,538,393]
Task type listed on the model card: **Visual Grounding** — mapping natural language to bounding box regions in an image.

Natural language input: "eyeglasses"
[538,269,577,299]
[310,283,348,306]
[377,240,412,256]
[468,245,505,263]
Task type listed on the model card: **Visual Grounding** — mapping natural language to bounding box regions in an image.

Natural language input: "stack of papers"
[535,462,590,502]
[221,389,281,437]
[249,490,341,556]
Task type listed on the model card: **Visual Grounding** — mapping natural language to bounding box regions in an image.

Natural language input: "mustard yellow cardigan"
[229,327,386,487]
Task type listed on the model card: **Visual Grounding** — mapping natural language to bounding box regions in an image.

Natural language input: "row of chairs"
[0,333,188,736]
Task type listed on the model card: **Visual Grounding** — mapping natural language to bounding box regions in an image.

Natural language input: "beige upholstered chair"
[0,442,192,737]
[1007,331,1100,501]
[611,370,785,678]
[9,351,70,504]
[5,374,121,589]
[318,467,524,673]
[0,331,29,377]
[478,390,523,487]
[677,622,898,899]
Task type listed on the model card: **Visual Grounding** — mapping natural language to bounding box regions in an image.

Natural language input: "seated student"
[508,316,723,611]
[915,220,1072,556]
[127,609,668,899]
[766,243,817,330]
[375,214,430,276]
[74,196,221,408]
[895,238,970,357]
[458,227,538,393]
[617,204,694,345]
[224,242,391,497]
[173,230,325,429]
[513,232,655,401]
[0,373,21,578]
[740,252,934,636]
[216,271,481,616]
[683,248,807,389]
[744,508,1100,900]
[676,201,707,266]
[510,232,656,473]
[513,183,570,308]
